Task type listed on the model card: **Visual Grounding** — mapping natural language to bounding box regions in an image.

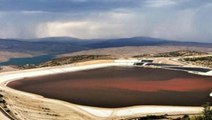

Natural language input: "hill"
[0,37,211,61]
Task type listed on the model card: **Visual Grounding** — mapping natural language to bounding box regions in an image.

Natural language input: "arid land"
[0,51,32,63]
[0,49,212,120]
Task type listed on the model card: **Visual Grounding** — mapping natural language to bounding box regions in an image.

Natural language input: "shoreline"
[0,59,211,119]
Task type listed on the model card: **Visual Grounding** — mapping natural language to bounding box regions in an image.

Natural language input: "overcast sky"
[0,0,212,42]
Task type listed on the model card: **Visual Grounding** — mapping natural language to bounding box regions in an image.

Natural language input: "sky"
[0,0,212,42]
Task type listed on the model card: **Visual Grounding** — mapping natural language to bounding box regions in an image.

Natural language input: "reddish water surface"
[8,67,212,108]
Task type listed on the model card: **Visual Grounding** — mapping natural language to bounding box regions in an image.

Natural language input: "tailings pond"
[8,67,212,108]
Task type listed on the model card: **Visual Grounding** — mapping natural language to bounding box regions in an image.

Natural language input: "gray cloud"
[0,0,140,13]
[0,0,212,42]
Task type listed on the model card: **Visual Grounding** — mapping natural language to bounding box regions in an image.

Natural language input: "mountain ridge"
[0,37,211,56]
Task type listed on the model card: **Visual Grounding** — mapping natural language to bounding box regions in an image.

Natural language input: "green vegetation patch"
[19,55,115,69]
[183,56,212,68]
[126,103,212,120]
[133,50,207,58]
[39,55,115,67]
[153,50,207,57]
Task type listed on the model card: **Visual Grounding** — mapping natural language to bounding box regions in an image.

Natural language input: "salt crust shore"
[0,59,211,119]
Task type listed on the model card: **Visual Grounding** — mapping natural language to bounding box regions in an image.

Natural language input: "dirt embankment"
[0,87,98,120]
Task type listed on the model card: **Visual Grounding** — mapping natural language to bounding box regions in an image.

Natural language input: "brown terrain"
[39,55,115,67]
[0,51,32,62]
[0,44,212,120]
[60,46,212,58]
[182,56,212,68]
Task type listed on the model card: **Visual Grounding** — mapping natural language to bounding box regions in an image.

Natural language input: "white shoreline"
[0,59,211,118]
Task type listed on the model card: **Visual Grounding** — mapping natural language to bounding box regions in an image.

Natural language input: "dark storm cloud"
[0,0,140,12]
[0,0,212,42]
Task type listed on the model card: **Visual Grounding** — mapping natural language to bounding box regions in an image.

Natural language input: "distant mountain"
[87,37,169,48]
[87,37,212,48]
[0,38,90,54]
[0,37,211,56]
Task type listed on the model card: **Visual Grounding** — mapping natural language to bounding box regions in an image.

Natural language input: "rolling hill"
[0,36,211,56]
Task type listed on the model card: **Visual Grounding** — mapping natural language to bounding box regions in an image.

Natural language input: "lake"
[0,55,55,66]
[8,67,212,108]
